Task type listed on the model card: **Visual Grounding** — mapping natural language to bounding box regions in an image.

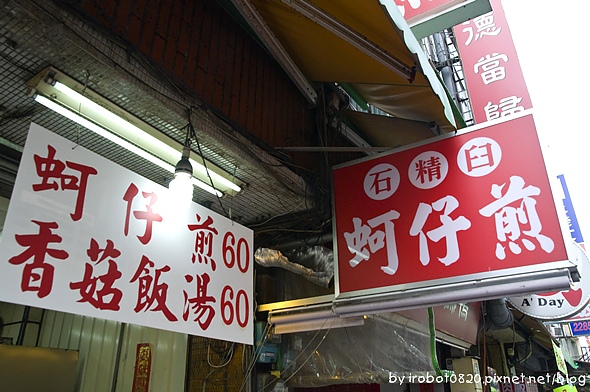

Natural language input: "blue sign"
[558,174,585,244]
[570,320,590,336]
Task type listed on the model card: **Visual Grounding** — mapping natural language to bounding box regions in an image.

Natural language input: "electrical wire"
[256,318,332,392]
[187,112,229,216]
[280,325,332,387]
[198,105,315,198]
[0,50,35,75]
[200,341,236,391]
[238,321,272,392]
[201,368,217,392]
[188,105,317,222]
[237,319,333,392]
[279,317,331,376]
[207,341,235,368]
[343,327,367,378]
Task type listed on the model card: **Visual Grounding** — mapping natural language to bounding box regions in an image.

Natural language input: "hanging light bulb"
[169,143,194,202]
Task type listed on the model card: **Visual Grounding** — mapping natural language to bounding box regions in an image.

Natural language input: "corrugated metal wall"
[0,302,187,391]
[114,323,188,391]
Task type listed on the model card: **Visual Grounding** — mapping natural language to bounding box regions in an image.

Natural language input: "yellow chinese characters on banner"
[552,340,568,378]
[553,385,578,392]
[132,343,152,392]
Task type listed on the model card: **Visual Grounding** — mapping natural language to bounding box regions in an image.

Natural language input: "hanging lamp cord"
[187,108,229,216]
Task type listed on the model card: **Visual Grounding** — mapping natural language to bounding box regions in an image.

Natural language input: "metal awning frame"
[282,0,416,82]
[229,0,318,104]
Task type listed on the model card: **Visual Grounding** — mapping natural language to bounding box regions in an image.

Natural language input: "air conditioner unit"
[551,325,565,337]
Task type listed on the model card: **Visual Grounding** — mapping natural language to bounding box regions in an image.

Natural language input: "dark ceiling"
[0,0,331,249]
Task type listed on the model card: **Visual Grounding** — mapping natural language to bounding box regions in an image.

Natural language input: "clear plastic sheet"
[257,250,436,387]
[278,312,435,387]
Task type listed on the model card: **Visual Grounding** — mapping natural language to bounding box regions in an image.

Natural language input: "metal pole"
[16,306,30,345]
[433,32,458,102]
[110,322,127,392]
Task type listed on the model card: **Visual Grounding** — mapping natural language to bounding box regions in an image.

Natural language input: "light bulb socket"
[44,71,57,86]
[174,157,193,176]
[175,144,193,176]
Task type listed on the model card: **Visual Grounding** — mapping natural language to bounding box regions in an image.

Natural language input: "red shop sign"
[333,112,568,297]
[453,0,532,124]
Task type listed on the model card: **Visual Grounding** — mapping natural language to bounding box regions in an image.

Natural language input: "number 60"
[221,286,249,327]
[223,232,250,273]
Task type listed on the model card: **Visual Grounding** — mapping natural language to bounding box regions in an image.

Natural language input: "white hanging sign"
[0,123,253,345]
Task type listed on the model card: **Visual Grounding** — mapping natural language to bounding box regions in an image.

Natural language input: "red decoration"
[132,343,152,392]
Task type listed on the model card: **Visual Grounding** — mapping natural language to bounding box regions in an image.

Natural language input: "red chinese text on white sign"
[0,123,253,345]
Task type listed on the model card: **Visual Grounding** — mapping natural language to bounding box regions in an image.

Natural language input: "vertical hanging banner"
[552,340,569,378]
[0,123,253,345]
[332,112,573,301]
[453,0,532,124]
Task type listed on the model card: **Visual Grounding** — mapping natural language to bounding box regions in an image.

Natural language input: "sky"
[501,1,590,245]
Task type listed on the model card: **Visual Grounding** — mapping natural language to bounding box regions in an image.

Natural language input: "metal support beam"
[282,0,415,81]
[230,0,318,104]
[275,146,392,152]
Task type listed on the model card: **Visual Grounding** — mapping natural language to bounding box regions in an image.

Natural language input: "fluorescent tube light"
[269,308,364,334]
[260,267,574,334]
[333,268,574,317]
[27,66,242,197]
[34,94,222,197]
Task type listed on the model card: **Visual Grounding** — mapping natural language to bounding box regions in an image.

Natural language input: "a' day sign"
[0,123,253,344]
[332,112,572,299]
[508,240,590,320]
